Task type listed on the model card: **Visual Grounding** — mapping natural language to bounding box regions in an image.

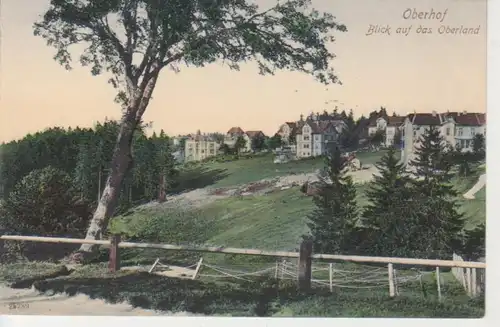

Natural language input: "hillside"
[109,152,485,268]
[172,150,385,191]
[0,151,486,317]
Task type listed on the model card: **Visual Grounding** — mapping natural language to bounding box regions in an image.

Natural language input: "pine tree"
[408,126,465,258]
[472,133,485,161]
[410,126,456,197]
[305,146,359,254]
[459,223,485,260]
[361,147,416,256]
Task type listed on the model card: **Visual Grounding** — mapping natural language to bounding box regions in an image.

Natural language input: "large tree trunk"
[75,69,160,259]
[78,110,138,254]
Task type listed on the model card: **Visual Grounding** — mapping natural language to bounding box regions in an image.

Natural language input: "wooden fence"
[0,235,486,298]
[451,253,485,297]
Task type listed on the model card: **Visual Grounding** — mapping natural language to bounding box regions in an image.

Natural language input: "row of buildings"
[275,110,486,165]
[182,127,266,162]
[175,110,486,165]
[275,114,347,159]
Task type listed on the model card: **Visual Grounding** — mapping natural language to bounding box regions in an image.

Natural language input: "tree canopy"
[34,0,347,108]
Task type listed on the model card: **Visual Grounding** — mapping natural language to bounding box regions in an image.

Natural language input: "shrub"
[0,166,92,260]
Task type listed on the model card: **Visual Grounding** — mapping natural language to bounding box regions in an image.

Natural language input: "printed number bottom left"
[7,303,30,310]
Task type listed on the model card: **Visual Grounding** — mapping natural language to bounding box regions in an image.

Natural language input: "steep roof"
[408,113,443,126]
[227,127,245,135]
[455,113,485,126]
[188,134,216,142]
[387,116,405,126]
[246,130,265,138]
[442,112,486,126]
[295,120,335,134]
[368,116,387,127]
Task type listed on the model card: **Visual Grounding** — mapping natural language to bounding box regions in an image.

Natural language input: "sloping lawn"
[175,150,393,190]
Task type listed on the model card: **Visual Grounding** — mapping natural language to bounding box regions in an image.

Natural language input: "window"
[303,136,310,141]
[304,144,310,149]
[315,143,319,148]
[315,135,320,140]
[303,126,310,133]
[446,127,450,136]
[457,128,463,136]
[471,128,476,135]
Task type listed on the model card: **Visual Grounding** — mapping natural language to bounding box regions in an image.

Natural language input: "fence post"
[329,263,333,293]
[478,257,485,296]
[436,267,442,302]
[388,263,395,297]
[108,234,121,273]
[298,239,313,291]
[466,268,472,296]
[394,268,400,296]
[192,257,203,280]
[471,268,477,297]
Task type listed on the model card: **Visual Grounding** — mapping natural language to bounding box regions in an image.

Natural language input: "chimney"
[431,110,437,117]
[463,110,467,115]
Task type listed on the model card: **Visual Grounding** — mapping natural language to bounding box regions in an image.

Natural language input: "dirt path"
[0,284,201,316]
[139,165,380,210]
[463,173,486,199]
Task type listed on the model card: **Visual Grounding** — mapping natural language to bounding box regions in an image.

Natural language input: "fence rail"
[0,234,486,297]
[0,235,486,269]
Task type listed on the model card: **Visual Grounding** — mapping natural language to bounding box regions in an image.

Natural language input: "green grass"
[0,261,484,317]
[109,186,372,265]
[452,163,486,228]
[0,262,66,284]
[176,150,391,189]
[0,150,485,317]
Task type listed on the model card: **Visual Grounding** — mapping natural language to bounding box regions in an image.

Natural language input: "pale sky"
[0,0,487,142]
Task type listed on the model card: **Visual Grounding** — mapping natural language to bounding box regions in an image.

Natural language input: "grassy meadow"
[0,150,486,317]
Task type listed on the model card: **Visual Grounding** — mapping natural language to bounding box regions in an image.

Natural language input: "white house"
[367,117,388,137]
[184,132,220,162]
[367,115,405,146]
[401,111,486,166]
[295,120,338,158]
[444,112,486,149]
[276,122,298,145]
[385,116,405,146]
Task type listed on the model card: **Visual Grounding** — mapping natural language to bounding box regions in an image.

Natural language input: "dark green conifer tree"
[409,126,465,258]
[305,146,359,254]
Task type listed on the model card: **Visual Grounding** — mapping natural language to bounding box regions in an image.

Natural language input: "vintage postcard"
[0,0,488,322]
